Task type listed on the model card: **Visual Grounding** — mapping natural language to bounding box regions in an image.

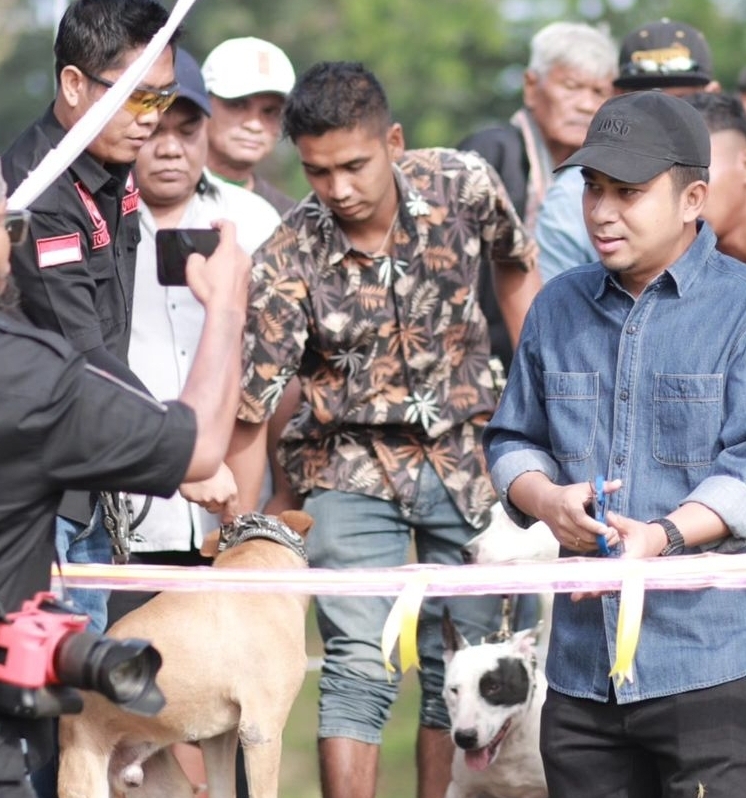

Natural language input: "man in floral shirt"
[227,61,540,798]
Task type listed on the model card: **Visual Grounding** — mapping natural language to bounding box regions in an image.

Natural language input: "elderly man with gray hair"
[458,21,617,376]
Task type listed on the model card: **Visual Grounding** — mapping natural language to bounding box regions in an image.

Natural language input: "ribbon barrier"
[51,552,746,596]
[54,553,746,685]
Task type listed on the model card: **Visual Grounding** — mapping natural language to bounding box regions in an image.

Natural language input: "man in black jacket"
[0,156,249,796]
[3,0,179,635]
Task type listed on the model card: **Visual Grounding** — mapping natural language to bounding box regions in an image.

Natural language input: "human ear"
[386,122,405,162]
[523,69,539,110]
[682,180,708,223]
[58,65,86,109]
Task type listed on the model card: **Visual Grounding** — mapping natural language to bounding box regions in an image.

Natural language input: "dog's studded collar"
[218,512,308,563]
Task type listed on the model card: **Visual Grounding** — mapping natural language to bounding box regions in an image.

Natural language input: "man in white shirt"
[111,46,282,797]
[110,48,281,619]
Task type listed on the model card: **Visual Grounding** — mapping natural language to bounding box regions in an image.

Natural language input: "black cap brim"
[556,144,677,184]
[613,73,711,91]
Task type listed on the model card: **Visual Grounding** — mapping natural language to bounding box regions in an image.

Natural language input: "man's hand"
[606,511,668,559]
[180,461,239,520]
[569,509,667,602]
[185,219,251,314]
[535,479,622,553]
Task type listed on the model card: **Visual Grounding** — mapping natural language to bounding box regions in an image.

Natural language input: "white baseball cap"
[201,37,296,100]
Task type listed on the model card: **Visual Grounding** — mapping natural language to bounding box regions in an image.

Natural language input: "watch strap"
[649,517,685,556]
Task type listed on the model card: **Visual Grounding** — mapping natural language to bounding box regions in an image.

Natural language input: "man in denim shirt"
[484,91,746,797]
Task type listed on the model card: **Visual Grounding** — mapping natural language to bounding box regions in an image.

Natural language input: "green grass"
[279,608,420,798]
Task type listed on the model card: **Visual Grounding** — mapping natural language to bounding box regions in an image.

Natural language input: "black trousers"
[1,725,41,798]
[541,677,746,798]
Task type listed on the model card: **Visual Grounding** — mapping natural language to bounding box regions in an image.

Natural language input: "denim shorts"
[304,461,503,744]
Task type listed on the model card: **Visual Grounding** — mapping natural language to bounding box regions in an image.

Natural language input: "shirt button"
[170,303,176,310]
[626,325,638,334]
[615,455,624,465]
[620,389,629,401]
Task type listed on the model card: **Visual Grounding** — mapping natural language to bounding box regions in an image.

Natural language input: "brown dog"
[57,510,312,798]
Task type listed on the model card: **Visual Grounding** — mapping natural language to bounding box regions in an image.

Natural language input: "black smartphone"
[155,228,220,286]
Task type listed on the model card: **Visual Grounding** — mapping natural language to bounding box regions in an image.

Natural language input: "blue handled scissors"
[592,475,611,556]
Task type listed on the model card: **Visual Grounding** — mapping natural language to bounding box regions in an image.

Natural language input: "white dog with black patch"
[442,608,548,798]
[462,503,558,664]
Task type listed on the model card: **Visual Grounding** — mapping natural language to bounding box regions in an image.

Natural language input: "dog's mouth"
[463,719,512,772]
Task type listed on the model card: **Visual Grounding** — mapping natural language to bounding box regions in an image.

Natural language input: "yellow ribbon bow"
[381,574,429,678]
[609,563,645,687]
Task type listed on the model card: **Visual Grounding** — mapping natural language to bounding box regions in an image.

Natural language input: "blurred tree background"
[1,0,746,198]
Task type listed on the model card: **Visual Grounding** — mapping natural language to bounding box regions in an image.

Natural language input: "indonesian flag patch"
[36,233,83,269]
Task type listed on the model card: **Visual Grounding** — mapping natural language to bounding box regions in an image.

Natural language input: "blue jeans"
[304,461,503,744]
[55,507,111,634]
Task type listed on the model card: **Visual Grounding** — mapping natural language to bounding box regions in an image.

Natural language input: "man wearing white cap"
[202,36,296,214]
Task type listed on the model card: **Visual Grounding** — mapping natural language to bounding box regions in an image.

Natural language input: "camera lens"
[53,631,165,716]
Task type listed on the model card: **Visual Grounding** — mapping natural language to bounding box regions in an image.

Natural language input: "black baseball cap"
[614,19,713,91]
[174,47,212,117]
[556,91,710,184]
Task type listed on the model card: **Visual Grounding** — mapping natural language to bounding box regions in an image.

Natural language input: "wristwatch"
[648,517,685,556]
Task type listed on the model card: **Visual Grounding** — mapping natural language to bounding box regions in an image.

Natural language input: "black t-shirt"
[0,314,196,615]
[458,122,530,372]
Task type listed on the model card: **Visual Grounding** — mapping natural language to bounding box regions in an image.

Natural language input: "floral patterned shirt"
[239,147,534,528]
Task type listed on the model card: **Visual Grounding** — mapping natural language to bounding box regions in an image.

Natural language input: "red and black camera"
[0,592,164,719]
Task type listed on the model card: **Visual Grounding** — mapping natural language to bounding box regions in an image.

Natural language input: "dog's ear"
[442,606,469,663]
[278,510,314,538]
[511,626,538,656]
[199,528,221,559]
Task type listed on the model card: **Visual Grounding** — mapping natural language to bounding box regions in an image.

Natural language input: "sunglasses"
[620,56,700,77]
[4,209,30,246]
[79,68,179,115]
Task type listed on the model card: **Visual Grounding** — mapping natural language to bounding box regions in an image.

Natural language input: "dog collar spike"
[218,512,307,562]
[609,561,645,688]
[381,572,429,679]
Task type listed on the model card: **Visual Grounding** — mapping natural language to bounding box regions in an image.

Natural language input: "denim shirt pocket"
[544,371,599,461]
[653,373,723,466]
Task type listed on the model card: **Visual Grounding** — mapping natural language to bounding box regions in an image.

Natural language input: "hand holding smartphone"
[155,228,221,286]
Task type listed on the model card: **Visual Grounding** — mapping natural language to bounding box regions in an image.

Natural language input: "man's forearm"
[494,260,542,349]
[180,306,245,481]
[507,470,556,520]
[225,418,269,512]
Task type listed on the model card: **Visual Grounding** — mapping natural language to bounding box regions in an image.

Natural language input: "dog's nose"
[454,728,479,750]
[461,544,474,564]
